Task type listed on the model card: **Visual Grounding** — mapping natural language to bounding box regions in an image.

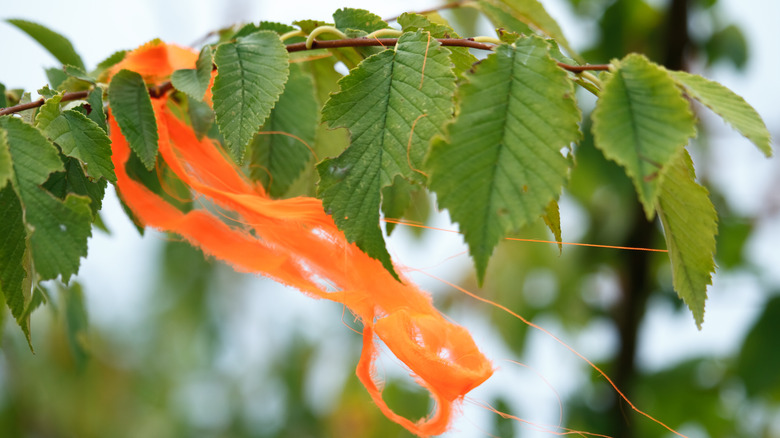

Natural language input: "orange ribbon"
[107,40,493,436]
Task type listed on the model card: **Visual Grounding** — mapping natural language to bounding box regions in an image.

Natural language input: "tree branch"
[0,37,609,116]
[0,91,89,116]
[285,37,497,52]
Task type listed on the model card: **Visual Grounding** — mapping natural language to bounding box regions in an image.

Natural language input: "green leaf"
[484,0,578,60]
[45,67,69,90]
[545,39,578,65]
[294,19,361,69]
[1,116,63,189]
[108,69,159,170]
[92,50,127,81]
[0,184,29,332]
[292,56,349,196]
[0,82,7,108]
[6,19,85,70]
[125,151,193,213]
[328,10,386,63]
[476,1,534,35]
[37,85,59,100]
[63,65,96,84]
[43,156,107,218]
[18,92,36,125]
[592,54,696,219]
[1,116,93,283]
[705,24,748,70]
[26,189,92,282]
[381,176,416,236]
[4,87,22,107]
[397,13,478,78]
[171,46,213,101]
[213,31,289,161]
[656,151,717,329]
[56,69,94,93]
[85,88,107,133]
[231,23,262,40]
[318,30,457,279]
[233,22,296,40]
[40,110,115,182]
[715,217,751,270]
[248,63,317,197]
[61,282,90,369]
[669,70,772,157]
[259,21,297,35]
[0,129,11,188]
[542,199,562,253]
[333,8,389,33]
[293,19,331,35]
[427,38,580,284]
[737,295,780,399]
[34,92,64,129]
[187,98,214,140]
[303,54,343,109]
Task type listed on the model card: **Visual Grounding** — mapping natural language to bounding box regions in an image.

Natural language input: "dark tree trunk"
[608,1,690,436]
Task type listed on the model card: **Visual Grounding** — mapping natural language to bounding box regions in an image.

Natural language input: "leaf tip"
[473,253,489,288]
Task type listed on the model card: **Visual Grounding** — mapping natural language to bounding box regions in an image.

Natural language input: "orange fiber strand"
[107,42,493,437]
[419,31,431,89]
[407,113,430,178]
[418,271,689,438]
[471,399,614,438]
[253,130,319,161]
[502,358,565,431]
[383,218,669,253]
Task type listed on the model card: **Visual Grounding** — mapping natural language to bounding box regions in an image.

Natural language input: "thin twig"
[285,37,496,52]
[0,91,89,116]
[0,37,610,117]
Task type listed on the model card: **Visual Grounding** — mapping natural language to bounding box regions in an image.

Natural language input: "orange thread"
[246,163,275,187]
[407,113,430,178]
[471,399,613,437]
[372,34,386,48]
[503,358,565,431]
[418,271,689,438]
[155,162,194,204]
[505,236,668,252]
[253,130,319,161]
[382,218,668,253]
[341,304,362,335]
[420,32,431,89]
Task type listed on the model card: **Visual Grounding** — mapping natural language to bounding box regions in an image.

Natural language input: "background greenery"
[1,0,778,437]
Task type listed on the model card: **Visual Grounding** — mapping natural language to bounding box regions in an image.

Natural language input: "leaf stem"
[366,29,403,39]
[573,77,600,96]
[572,70,605,96]
[580,70,604,88]
[305,26,348,49]
[472,36,503,45]
[280,29,305,42]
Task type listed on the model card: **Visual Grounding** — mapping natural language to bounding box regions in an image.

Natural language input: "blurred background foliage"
[1,0,778,437]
